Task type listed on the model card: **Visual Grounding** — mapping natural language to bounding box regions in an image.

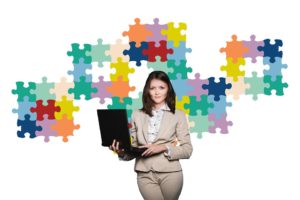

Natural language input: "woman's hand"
[109,139,125,156]
[140,144,167,157]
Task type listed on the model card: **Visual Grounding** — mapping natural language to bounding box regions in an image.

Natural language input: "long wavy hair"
[141,71,176,116]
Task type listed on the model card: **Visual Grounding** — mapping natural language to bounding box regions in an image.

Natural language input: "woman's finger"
[116,141,120,151]
[142,148,152,157]
[112,139,116,149]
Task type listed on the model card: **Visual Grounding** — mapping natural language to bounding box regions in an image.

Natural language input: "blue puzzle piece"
[257,39,283,63]
[202,77,232,101]
[17,114,42,138]
[68,58,93,82]
[167,41,192,65]
[171,74,193,101]
[12,96,37,120]
[123,41,148,66]
[208,95,232,119]
[263,57,288,81]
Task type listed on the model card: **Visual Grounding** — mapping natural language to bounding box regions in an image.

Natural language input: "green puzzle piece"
[12,82,36,102]
[264,75,288,96]
[68,76,97,100]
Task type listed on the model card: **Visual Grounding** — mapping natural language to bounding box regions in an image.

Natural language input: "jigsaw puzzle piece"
[67,43,92,64]
[208,114,233,134]
[225,76,248,100]
[208,95,232,119]
[68,76,98,100]
[91,76,112,104]
[257,39,283,63]
[50,77,74,101]
[67,58,93,82]
[12,82,36,102]
[126,92,143,118]
[167,60,193,80]
[171,74,193,101]
[263,75,288,96]
[107,39,129,62]
[51,114,80,142]
[36,117,57,142]
[106,76,136,103]
[202,77,232,101]
[17,114,42,138]
[220,35,249,63]
[145,18,167,44]
[32,77,55,101]
[30,100,61,121]
[167,41,192,65]
[189,111,214,139]
[142,40,173,62]
[55,96,79,120]
[161,22,187,47]
[85,38,111,67]
[244,72,267,100]
[123,41,148,66]
[107,97,132,110]
[176,96,190,114]
[12,96,37,120]
[110,57,135,81]
[187,73,208,101]
[220,58,246,82]
[242,35,264,63]
[122,18,153,48]
[263,57,288,81]
[184,95,214,116]
[146,56,173,74]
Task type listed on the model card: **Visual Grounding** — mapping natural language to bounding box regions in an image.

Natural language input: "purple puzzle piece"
[187,73,208,101]
[208,114,233,134]
[145,18,167,44]
[242,35,264,63]
[36,117,58,142]
[92,76,112,104]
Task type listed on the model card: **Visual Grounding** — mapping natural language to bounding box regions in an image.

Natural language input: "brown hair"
[141,71,176,116]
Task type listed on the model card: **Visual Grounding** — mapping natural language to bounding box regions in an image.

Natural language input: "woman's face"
[149,79,168,108]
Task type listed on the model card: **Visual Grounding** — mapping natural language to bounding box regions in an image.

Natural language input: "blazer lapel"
[142,113,150,143]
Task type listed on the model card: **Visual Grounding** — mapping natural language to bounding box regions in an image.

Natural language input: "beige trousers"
[137,170,183,200]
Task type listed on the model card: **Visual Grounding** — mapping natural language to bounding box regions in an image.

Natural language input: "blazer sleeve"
[118,111,137,161]
[166,111,193,160]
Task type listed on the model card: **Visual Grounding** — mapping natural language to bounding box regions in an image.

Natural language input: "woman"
[110,70,193,200]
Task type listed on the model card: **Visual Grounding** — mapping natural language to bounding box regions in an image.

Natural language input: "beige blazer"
[129,109,193,172]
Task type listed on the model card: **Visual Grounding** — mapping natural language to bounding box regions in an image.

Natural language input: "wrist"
[164,144,168,152]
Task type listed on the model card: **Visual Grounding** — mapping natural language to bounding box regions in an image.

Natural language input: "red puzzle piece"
[30,100,61,121]
[142,40,173,62]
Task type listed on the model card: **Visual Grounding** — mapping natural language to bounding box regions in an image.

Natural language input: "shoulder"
[132,109,146,118]
[173,109,188,122]
[174,109,186,117]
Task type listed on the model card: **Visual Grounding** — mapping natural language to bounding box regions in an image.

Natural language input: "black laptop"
[97,109,147,157]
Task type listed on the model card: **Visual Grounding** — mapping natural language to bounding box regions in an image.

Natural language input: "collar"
[152,103,170,112]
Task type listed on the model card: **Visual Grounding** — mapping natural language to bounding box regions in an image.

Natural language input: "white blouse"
[147,103,170,143]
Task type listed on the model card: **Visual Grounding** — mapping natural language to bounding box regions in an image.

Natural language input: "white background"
[0,0,299,199]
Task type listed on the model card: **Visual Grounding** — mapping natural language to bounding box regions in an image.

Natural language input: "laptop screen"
[97,109,131,150]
